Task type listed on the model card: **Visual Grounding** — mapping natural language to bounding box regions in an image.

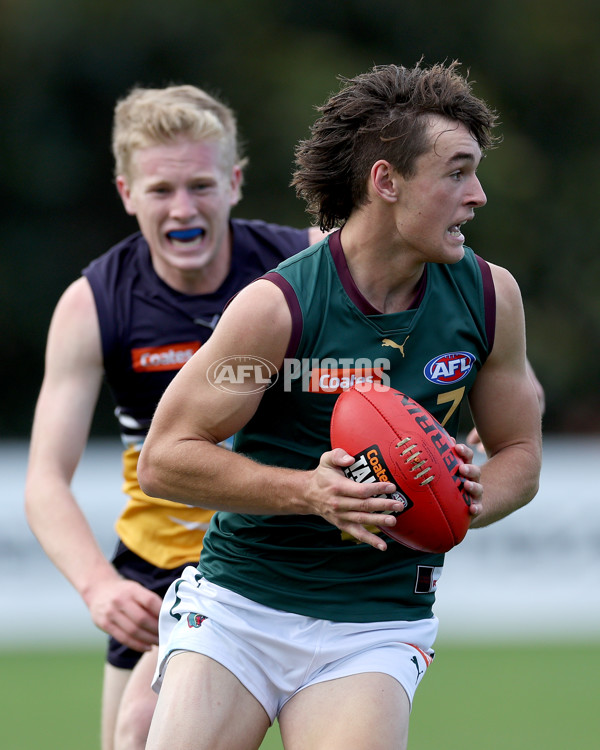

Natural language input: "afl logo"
[424,351,475,384]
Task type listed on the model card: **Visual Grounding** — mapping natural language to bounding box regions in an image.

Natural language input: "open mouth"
[167,228,206,242]
[447,222,465,239]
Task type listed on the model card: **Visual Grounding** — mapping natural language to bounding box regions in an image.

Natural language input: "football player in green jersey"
[139,61,542,750]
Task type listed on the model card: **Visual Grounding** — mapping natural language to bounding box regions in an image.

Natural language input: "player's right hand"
[84,578,163,652]
[305,448,405,551]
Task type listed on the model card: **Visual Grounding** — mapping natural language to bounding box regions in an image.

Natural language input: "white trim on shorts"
[153,566,438,723]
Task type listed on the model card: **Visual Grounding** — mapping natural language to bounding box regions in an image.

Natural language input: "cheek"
[202,193,234,220]
[135,210,165,240]
[120,189,140,216]
[138,200,167,224]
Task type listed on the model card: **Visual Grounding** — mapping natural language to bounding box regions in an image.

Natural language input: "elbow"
[510,434,543,507]
[524,473,541,507]
[512,452,542,516]
[24,472,42,527]
[137,445,164,499]
[525,440,543,504]
[23,484,35,527]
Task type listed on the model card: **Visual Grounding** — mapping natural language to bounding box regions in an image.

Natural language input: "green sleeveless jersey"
[199,231,494,622]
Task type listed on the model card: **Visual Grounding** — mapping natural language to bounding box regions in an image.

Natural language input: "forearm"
[469,441,541,528]
[25,476,120,601]
[138,438,310,515]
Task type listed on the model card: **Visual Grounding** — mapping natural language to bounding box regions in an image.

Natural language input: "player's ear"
[116,175,136,215]
[229,164,243,207]
[370,160,399,203]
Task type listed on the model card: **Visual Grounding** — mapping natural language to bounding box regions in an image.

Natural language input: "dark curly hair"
[292,61,499,231]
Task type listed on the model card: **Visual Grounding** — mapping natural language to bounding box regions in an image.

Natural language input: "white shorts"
[153,566,438,723]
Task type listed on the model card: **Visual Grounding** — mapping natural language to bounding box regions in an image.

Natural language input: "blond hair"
[112,84,246,180]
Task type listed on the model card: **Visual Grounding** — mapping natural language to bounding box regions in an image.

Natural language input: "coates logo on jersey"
[132,341,200,373]
[308,368,387,394]
[423,351,475,385]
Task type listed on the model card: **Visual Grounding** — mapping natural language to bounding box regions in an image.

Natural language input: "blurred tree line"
[1,0,599,437]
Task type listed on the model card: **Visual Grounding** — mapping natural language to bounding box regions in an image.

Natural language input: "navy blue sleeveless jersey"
[82,219,311,569]
[84,219,311,446]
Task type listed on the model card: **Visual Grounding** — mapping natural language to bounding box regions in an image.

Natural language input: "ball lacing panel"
[395,437,435,485]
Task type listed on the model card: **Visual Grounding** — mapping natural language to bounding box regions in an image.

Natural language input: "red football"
[330,385,471,553]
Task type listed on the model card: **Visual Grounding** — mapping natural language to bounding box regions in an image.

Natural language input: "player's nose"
[170,189,198,219]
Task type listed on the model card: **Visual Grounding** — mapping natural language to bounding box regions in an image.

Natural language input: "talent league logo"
[423,351,475,385]
[344,445,412,512]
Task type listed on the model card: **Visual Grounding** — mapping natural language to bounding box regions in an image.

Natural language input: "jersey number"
[436,387,465,427]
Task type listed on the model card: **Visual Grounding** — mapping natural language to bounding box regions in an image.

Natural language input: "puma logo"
[381,335,410,357]
[411,655,424,683]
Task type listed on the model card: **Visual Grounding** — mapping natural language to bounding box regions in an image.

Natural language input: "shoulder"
[487,261,520,291]
[82,232,152,317]
[204,279,293,370]
[227,277,290,322]
[223,278,291,334]
[487,262,523,314]
[54,276,97,319]
[482,262,526,365]
[271,233,331,274]
[47,277,102,365]
[265,235,333,309]
[231,218,309,254]
[231,219,309,247]
[82,231,146,283]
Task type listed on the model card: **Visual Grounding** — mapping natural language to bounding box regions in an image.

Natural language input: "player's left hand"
[454,442,483,520]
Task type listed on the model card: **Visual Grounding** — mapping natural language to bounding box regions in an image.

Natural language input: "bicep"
[28,278,104,481]
[468,264,542,455]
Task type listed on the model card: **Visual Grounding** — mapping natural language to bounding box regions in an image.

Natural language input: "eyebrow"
[446,151,478,166]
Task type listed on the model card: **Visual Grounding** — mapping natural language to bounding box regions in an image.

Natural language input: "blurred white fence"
[2,436,599,646]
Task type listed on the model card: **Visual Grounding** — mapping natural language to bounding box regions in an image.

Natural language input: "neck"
[340,219,426,314]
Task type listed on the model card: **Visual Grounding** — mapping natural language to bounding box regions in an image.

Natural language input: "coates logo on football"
[423,351,475,385]
[207,355,278,394]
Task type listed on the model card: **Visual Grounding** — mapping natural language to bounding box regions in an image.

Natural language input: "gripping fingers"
[337,483,405,550]
[339,512,398,551]
[453,447,483,515]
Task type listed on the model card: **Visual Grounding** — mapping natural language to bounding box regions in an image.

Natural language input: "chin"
[443,244,465,264]
[172,249,217,269]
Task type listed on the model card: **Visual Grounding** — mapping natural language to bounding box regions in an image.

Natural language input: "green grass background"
[1,643,597,749]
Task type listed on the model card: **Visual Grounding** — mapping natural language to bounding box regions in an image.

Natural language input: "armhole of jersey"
[262,272,303,360]
[476,255,496,353]
[82,271,114,362]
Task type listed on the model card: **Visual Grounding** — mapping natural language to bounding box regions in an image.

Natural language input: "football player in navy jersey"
[25,84,325,750]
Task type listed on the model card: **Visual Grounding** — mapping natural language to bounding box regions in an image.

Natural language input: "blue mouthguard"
[168,228,204,240]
